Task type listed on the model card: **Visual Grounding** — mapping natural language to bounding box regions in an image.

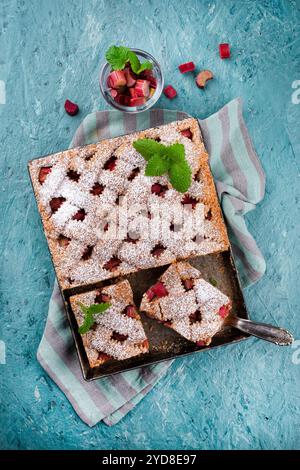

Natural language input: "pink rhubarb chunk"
[124,67,136,87]
[218,304,230,318]
[178,62,195,73]
[219,43,230,59]
[64,99,79,116]
[135,79,150,98]
[164,85,177,99]
[108,70,127,88]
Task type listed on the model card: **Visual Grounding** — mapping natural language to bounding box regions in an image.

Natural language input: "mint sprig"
[105,45,153,74]
[77,301,111,335]
[133,139,192,193]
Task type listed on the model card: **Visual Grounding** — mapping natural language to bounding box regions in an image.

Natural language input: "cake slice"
[140,261,231,346]
[70,280,149,367]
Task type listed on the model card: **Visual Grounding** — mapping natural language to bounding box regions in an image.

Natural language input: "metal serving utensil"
[228,316,294,346]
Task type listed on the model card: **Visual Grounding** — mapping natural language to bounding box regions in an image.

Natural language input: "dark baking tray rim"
[28,120,250,381]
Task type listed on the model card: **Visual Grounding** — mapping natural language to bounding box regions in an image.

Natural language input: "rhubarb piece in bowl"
[99,47,164,113]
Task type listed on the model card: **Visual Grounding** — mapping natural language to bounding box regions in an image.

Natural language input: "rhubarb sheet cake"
[140,261,232,346]
[29,118,229,290]
[70,280,149,367]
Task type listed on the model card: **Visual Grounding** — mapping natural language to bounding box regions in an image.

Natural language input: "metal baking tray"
[62,249,249,380]
[28,126,250,381]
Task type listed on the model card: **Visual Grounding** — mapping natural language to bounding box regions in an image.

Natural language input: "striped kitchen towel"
[37,97,266,426]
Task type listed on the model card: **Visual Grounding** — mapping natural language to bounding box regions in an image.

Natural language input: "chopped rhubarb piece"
[182,194,197,209]
[151,244,166,257]
[124,67,136,87]
[205,209,212,220]
[81,245,94,261]
[114,94,129,105]
[50,197,66,213]
[140,69,154,80]
[64,99,79,116]
[95,292,111,303]
[38,166,52,184]
[148,76,157,89]
[196,70,214,89]
[218,304,230,318]
[183,279,194,291]
[219,43,230,59]
[164,85,177,99]
[151,183,168,197]
[104,155,117,171]
[90,182,104,196]
[189,310,202,324]
[135,79,150,97]
[196,340,206,347]
[141,339,149,349]
[125,305,139,320]
[181,129,193,139]
[98,352,112,362]
[107,70,126,88]
[111,331,128,342]
[151,282,169,298]
[103,257,121,271]
[178,61,196,73]
[128,167,140,181]
[72,209,86,221]
[129,97,146,107]
[67,169,80,182]
[57,234,71,248]
[109,88,118,98]
[129,87,138,98]
[146,288,155,301]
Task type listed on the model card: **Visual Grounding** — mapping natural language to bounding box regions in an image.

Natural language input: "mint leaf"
[169,160,192,193]
[128,50,141,74]
[105,45,130,70]
[209,277,218,287]
[137,61,153,74]
[77,302,111,335]
[133,139,165,161]
[165,143,186,164]
[145,154,169,176]
[105,46,153,73]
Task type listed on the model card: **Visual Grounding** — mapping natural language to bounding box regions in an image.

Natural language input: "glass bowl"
[99,48,164,113]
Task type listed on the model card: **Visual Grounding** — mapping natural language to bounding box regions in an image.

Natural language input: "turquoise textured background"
[0,0,300,450]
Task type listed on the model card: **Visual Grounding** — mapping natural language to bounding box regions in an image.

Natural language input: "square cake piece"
[70,280,149,368]
[140,261,232,346]
[29,118,229,290]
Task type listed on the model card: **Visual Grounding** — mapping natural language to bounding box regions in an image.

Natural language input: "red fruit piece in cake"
[182,194,197,209]
[124,305,140,320]
[90,182,104,196]
[151,244,166,257]
[219,43,230,59]
[104,155,117,171]
[196,70,213,89]
[50,197,66,213]
[135,80,150,98]
[107,70,127,88]
[151,183,168,197]
[183,279,194,291]
[64,99,79,116]
[146,282,169,301]
[124,67,136,87]
[67,169,80,182]
[178,61,196,73]
[69,280,149,367]
[72,209,86,221]
[103,256,121,271]
[140,261,231,346]
[164,85,177,99]
[180,129,193,139]
[38,166,52,184]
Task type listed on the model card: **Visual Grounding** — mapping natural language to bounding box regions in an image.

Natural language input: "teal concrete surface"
[0,0,300,450]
